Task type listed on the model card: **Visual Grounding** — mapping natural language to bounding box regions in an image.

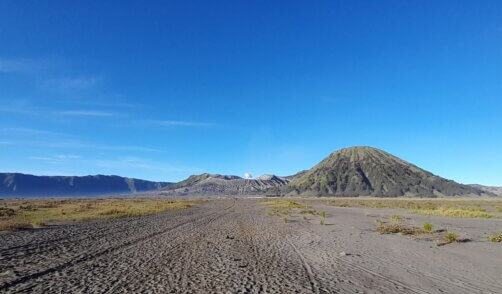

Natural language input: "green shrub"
[422,222,433,232]
[443,232,459,244]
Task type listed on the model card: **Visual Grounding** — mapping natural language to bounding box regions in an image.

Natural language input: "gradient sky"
[1,1,501,185]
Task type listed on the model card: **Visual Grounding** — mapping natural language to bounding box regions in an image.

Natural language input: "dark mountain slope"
[283,146,489,197]
[0,173,172,197]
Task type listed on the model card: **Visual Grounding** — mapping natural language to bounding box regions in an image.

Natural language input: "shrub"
[443,232,459,244]
[391,214,404,222]
[422,222,433,232]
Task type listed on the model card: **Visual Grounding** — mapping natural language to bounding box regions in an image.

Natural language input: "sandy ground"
[0,198,501,293]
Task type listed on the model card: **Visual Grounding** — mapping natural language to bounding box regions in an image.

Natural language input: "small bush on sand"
[391,214,404,222]
[422,222,433,232]
[377,223,420,235]
[282,217,289,223]
[487,233,502,242]
[443,232,459,244]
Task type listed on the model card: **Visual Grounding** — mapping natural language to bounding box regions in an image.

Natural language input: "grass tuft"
[487,233,502,242]
[443,232,459,244]
[391,214,404,222]
[422,222,433,232]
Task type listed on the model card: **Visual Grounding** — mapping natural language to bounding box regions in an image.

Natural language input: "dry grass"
[262,199,311,218]
[0,198,195,230]
[261,200,308,209]
[442,232,459,244]
[391,214,404,222]
[487,233,502,242]
[326,198,501,219]
[377,222,422,235]
[412,207,494,218]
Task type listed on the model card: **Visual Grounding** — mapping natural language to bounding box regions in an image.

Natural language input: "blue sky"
[1,1,501,185]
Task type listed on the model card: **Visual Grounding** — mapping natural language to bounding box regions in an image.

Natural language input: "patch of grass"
[390,214,404,222]
[487,233,502,242]
[412,207,495,218]
[0,198,194,230]
[443,232,459,244]
[261,200,307,209]
[422,222,433,232]
[320,217,325,225]
[0,222,32,231]
[299,209,317,215]
[282,217,289,223]
[326,198,502,219]
[377,223,421,235]
[0,207,16,217]
[31,220,46,228]
[268,207,291,216]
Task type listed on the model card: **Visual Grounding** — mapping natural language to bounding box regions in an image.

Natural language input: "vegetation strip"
[325,198,502,218]
[0,198,194,230]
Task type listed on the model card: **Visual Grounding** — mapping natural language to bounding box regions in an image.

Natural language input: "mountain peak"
[285,146,484,197]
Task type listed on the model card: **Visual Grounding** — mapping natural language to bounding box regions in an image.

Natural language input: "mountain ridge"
[2,146,497,197]
[0,173,172,197]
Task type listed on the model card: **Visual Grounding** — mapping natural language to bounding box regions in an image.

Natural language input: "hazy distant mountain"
[0,173,172,197]
[469,184,502,197]
[283,146,491,197]
[159,173,289,196]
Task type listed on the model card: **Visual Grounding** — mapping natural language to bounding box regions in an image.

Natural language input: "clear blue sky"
[1,1,501,185]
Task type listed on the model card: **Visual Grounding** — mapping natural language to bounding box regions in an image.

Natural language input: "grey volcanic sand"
[1,199,501,293]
